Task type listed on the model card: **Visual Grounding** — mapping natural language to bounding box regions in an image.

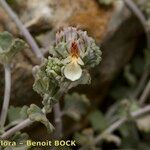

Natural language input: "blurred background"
[0,0,150,150]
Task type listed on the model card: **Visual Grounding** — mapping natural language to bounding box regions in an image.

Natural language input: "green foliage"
[88,110,108,132]
[8,106,28,123]
[74,129,98,150]
[119,121,141,149]
[0,32,26,64]
[46,57,64,80]
[105,99,140,124]
[63,93,90,121]
[83,42,102,68]
[33,60,91,113]
[0,2,149,150]
[33,27,100,112]
[0,32,13,50]
[33,59,60,96]
[33,59,65,113]
[117,100,139,117]
[27,104,54,133]
[136,0,150,17]
[4,132,29,150]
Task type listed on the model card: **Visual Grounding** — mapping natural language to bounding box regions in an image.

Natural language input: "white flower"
[54,27,101,81]
[64,42,84,81]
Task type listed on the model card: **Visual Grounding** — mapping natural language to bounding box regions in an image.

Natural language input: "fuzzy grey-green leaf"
[0,32,26,64]
[0,32,13,50]
[27,104,54,133]
[8,106,28,123]
[88,110,108,132]
[4,132,30,150]
[63,93,90,121]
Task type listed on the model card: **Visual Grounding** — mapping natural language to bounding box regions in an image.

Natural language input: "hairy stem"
[0,64,11,128]
[4,120,22,131]
[124,0,150,49]
[94,105,150,144]
[0,119,32,139]
[0,0,64,140]
[53,103,63,139]
[132,69,149,99]
[139,80,150,105]
[124,0,150,100]
[1,107,45,139]
[52,82,71,139]
[79,105,150,150]
[0,0,44,60]
[0,83,70,139]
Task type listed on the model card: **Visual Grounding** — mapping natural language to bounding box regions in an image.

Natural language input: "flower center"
[70,41,79,59]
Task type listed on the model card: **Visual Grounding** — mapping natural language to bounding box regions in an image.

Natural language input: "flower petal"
[63,56,72,64]
[77,57,84,66]
[64,62,82,81]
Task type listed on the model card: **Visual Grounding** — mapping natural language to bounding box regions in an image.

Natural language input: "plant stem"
[124,0,146,26]
[52,82,71,139]
[1,107,45,139]
[132,69,149,99]
[124,0,150,49]
[0,83,70,139]
[0,119,32,139]
[0,0,64,140]
[139,80,150,105]
[0,0,44,60]
[53,103,63,139]
[94,105,150,144]
[124,0,150,100]
[4,120,22,131]
[0,64,11,128]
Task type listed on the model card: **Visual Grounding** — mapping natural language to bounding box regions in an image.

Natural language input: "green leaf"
[106,99,139,122]
[4,145,29,150]
[63,93,90,121]
[12,132,29,143]
[117,100,139,117]
[27,104,54,133]
[119,120,139,144]
[8,106,28,123]
[0,32,13,50]
[4,132,30,150]
[33,59,59,96]
[0,31,27,64]
[74,129,95,145]
[74,129,97,150]
[88,110,108,132]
